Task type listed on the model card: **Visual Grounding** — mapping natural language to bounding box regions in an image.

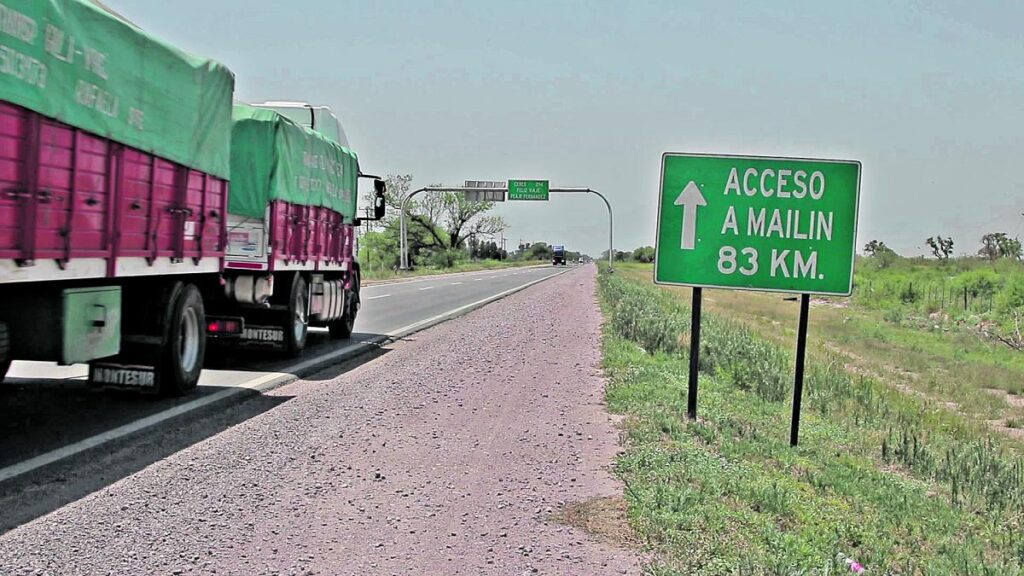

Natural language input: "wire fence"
[858,280,995,314]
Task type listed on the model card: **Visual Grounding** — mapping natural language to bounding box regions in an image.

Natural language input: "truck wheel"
[283,275,309,357]
[329,272,360,340]
[159,284,206,396]
[0,322,10,383]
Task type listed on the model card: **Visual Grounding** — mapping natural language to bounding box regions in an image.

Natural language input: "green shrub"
[600,273,688,354]
[700,316,789,402]
[996,274,1024,317]
[954,268,1004,299]
[424,248,467,268]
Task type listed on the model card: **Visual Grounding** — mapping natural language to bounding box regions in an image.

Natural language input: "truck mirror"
[373,180,386,220]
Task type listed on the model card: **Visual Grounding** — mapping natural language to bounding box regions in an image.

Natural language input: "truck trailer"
[0,0,385,395]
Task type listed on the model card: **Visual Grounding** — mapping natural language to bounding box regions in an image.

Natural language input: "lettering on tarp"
[0,4,46,88]
[0,2,146,131]
[296,140,353,207]
[0,4,37,43]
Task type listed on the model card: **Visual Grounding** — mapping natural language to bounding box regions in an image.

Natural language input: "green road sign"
[507,179,549,200]
[655,153,861,295]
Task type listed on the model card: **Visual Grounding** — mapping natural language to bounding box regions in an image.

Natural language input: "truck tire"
[283,274,308,357]
[0,322,10,383]
[158,283,206,396]
[329,271,360,340]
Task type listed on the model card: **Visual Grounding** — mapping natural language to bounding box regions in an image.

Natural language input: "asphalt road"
[0,265,570,488]
[0,264,638,575]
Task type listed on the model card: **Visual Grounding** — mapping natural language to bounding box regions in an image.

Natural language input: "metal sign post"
[654,153,861,444]
[687,287,702,420]
[790,294,811,446]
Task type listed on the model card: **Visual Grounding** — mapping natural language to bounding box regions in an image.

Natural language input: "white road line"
[366,294,391,300]
[450,282,463,285]
[418,286,434,291]
[0,267,575,485]
[474,278,483,281]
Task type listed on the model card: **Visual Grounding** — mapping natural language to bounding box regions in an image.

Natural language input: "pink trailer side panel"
[267,200,354,270]
[0,102,227,282]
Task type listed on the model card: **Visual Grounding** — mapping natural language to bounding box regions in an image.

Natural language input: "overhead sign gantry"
[399,180,613,271]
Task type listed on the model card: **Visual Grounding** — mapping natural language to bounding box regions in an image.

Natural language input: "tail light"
[207,318,243,336]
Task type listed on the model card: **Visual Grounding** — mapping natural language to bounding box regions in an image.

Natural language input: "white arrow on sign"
[674,180,707,250]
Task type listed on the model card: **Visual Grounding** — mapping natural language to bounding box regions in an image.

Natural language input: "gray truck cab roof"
[251,101,350,148]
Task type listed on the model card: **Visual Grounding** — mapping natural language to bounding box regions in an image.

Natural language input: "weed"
[597,267,1024,574]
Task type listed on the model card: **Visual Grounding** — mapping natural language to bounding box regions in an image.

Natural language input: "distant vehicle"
[552,245,567,266]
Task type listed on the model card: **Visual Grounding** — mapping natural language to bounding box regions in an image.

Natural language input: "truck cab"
[251,101,350,147]
[552,245,567,266]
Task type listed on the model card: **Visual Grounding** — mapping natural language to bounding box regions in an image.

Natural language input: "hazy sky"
[114,0,1024,258]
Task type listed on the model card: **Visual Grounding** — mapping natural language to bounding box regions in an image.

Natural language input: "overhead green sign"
[508,179,549,201]
[655,153,861,295]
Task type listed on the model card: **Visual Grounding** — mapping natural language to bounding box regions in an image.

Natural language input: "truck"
[0,0,385,395]
[552,245,567,266]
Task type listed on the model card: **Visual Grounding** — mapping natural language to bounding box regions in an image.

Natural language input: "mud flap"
[234,324,288,350]
[88,360,158,392]
[88,338,163,393]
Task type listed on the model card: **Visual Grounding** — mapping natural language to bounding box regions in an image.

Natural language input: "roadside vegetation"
[596,260,1024,574]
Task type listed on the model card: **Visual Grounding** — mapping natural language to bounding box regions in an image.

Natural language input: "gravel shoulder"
[0,265,640,575]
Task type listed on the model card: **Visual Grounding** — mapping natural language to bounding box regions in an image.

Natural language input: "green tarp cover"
[229,103,358,222]
[0,0,234,178]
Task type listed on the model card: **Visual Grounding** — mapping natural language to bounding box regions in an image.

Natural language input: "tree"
[524,242,553,261]
[1000,236,1023,260]
[925,236,954,260]
[979,232,1022,260]
[358,229,399,272]
[472,240,505,260]
[363,175,508,268]
[863,240,897,268]
[863,240,895,257]
[632,246,656,263]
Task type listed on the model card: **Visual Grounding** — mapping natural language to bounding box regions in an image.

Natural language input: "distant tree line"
[862,233,1023,265]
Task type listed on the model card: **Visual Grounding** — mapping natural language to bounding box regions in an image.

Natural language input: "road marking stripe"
[366,294,391,300]
[0,267,576,485]
[450,282,462,285]
[418,286,434,291]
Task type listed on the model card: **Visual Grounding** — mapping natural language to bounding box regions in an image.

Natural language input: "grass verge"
[597,268,1024,574]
